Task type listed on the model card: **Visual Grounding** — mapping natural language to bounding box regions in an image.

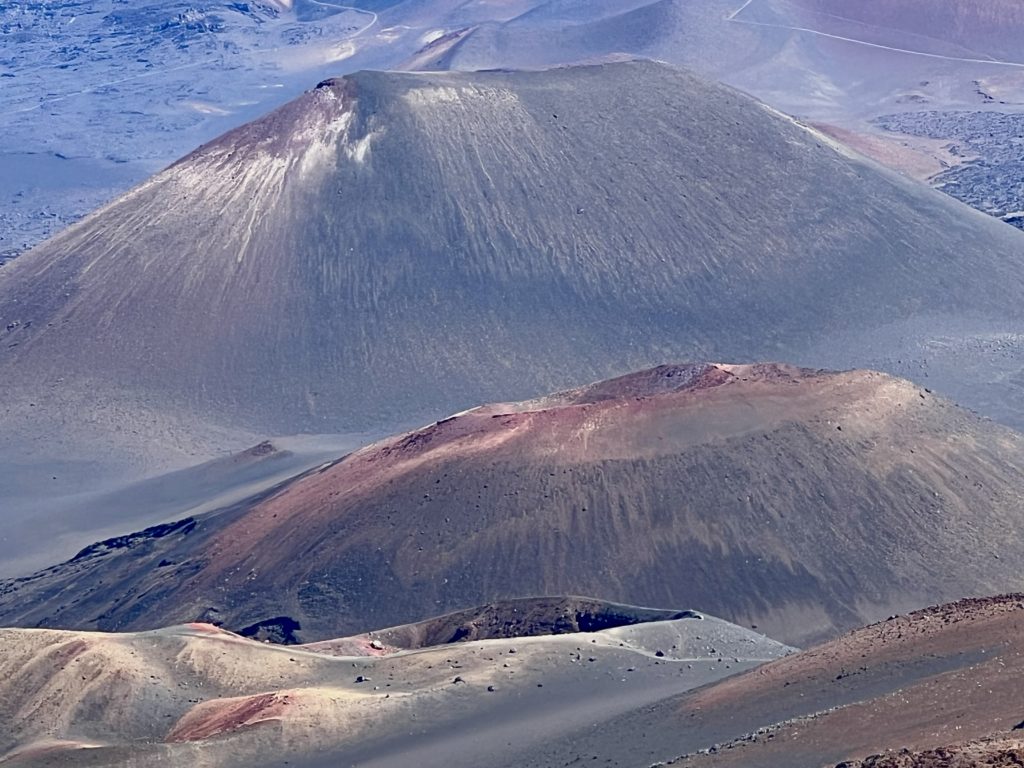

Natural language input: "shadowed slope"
[0,435,368,578]
[6,363,1024,647]
[655,595,1024,768]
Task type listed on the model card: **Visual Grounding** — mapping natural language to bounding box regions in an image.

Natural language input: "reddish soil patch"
[49,638,91,668]
[166,692,292,742]
[812,123,968,182]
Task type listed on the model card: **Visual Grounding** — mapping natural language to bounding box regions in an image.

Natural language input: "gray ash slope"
[4,60,1024,467]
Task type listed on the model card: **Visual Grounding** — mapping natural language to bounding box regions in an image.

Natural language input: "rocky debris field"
[875,110,1024,229]
[834,735,1024,767]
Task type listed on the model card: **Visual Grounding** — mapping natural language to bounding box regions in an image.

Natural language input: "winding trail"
[726,0,758,21]
[305,0,378,37]
[726,0,1024,68]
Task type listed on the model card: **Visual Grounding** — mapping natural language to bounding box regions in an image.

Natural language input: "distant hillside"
[0,604,790,767]
[660,595,1024,767]
[4,60,1024,480]
[7,363,1024,646]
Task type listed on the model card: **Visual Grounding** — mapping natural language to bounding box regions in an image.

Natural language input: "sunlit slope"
[3,61,1024,460]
